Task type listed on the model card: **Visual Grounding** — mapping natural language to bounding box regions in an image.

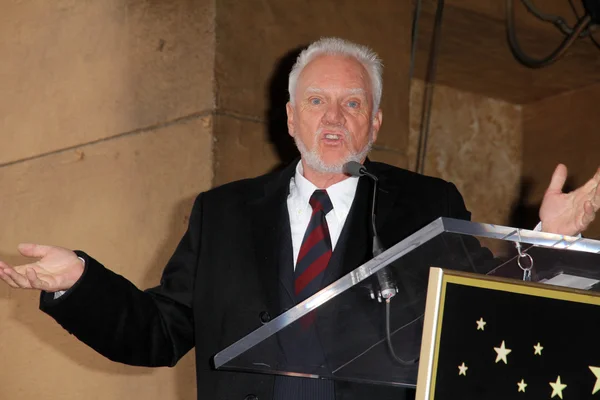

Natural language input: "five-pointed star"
[517,379,527,393]
[476,317,486,331]
[494,340,512,364]
[589,366,600,395]
[458,362,468,376]
[550,376,567,399]
[534,342,544,355]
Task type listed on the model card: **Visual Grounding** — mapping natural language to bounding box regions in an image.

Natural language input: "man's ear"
[371,109,382,143]
[286,102,295,138]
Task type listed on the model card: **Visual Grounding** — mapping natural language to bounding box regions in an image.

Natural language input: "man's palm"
[0,243,84,292]
[540,164,600,236]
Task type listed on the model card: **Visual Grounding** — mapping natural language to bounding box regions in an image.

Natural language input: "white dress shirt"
[287,161,359,270]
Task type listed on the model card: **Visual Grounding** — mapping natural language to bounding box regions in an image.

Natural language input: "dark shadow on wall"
[265,46,305,172]
[509,177,540,231]
[509,176,577,231]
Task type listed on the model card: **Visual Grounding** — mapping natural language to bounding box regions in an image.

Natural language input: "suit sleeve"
[39,194,204,367]
[444,181,471,221]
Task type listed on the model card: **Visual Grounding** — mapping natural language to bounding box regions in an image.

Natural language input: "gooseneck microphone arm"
[364,170,385,258]
[343,161,396,300]
[343,161,419,366]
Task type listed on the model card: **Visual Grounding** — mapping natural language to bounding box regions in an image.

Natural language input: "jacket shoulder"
[197,168,283,204]
[369,161,470,220]
[369,161,455,190]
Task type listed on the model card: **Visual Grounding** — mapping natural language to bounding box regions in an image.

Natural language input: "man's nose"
[322,103,346,125]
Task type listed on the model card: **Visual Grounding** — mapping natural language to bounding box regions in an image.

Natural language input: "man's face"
[286,55,382,173]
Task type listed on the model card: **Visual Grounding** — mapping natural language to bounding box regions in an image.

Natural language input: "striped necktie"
[294,189,334,303]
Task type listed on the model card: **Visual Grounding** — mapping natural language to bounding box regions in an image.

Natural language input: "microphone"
[342,161,367,178]
[343,161,397,301]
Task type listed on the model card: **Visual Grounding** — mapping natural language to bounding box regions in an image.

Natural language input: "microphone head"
[343,161,366,177]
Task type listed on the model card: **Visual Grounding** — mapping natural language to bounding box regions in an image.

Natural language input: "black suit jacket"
[40,159,472,400]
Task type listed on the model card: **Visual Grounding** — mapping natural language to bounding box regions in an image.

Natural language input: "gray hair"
[288,37,383,114]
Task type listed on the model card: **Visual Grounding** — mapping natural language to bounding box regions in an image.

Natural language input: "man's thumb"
[547,164,568,193]
[17,243,52,259]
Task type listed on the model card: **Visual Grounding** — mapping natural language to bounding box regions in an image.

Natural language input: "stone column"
[1,1,214,399]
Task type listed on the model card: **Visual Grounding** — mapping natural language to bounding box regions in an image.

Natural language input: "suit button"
[259,311,271,324]
[244,395,258,400]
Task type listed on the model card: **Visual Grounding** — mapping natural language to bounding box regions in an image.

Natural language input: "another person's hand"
[540,164,600,236]
[0,243,84,292]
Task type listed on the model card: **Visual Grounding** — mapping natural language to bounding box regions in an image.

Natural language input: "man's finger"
[581,211,596,230]
[12,263,41,275]
[547,164,568,194]
[2,268,32,288]
[25,268,49,291]
[0,269,19,288]
[592,180,600,211]
[593,167,600,184]
[581,201,596,229]
[17,243,51,259]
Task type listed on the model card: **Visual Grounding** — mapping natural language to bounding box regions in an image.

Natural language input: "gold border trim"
[416,268,445,400]
[444,269,600,305]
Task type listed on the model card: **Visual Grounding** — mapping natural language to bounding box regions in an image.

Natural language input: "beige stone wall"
[1,0,215,166]
[0,121,212,400]
[0,1,215,399]
[522,83,600,239]
[408,80,523,228]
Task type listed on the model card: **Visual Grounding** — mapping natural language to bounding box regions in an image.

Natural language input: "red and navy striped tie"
[294,189,334,303]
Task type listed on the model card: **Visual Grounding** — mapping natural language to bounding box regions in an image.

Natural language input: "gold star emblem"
[550,376,567,399]
[458,362,468,376]
[517,379,527,393]
[494,340,512,364]
[534,342,544,355]
[589,366,600,395]
[476,317,486,331]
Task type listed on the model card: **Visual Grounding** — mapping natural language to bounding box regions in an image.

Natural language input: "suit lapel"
[366,160,419,247]
[366,160,401,232]
[322,175,371,287]
[249,163,297,316]
[322,161,415,286]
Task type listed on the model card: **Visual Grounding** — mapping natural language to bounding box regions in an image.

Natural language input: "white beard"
[294,127,373,174]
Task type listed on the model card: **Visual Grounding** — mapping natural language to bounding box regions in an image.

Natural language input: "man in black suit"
[1,37,599,400]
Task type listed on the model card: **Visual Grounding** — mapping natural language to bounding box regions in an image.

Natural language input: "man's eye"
[310,98,322,105]
[347,100,360,108]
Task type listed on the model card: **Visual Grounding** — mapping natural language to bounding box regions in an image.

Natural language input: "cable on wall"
[506,0,594,68]
[414,0,444,174]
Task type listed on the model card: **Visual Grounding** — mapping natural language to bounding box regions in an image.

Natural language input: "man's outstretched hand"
[0,243,84,292]
[540,164,600,236]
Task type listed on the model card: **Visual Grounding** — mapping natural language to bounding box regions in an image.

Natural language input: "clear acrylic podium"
[213,217,600,393]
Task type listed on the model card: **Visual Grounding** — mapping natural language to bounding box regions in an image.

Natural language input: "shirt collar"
[293,161,359,220]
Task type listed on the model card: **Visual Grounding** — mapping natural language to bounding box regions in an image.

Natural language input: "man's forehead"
[303,86,367,95]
